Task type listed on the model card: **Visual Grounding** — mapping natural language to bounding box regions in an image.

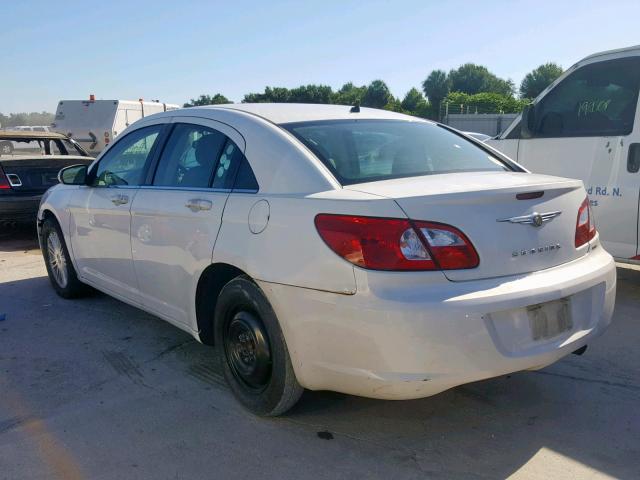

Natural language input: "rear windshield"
[283,120,509,185]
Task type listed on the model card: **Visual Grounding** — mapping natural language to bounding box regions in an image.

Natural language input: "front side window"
[91,125,161,186]
[284,120,508,185]
[532,57,640,138]
[153,124,226,188]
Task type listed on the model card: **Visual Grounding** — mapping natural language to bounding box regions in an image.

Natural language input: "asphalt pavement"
[1,227,638,479]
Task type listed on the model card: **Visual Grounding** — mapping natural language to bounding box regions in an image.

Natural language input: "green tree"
[332,82,367,105]
[183,94,231,107]
[244,86,290,103]
[242,85,333,104]
[519,62,563,99]
[361,80,393,109]
[448,64,514,96]
[400,88,427,112]
[287,84,333,103]
[421,70,450,114]
[383,97,404,113]
[0,111,54,127]
[443,92,530,114]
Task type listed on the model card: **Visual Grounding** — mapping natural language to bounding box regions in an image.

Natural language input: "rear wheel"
[215,276,303,416]
[41,218,88,298]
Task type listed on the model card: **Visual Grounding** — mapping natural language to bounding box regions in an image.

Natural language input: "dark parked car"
[0,130,92,227]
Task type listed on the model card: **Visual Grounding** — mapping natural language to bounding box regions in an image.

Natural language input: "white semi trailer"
[52,96,179,155]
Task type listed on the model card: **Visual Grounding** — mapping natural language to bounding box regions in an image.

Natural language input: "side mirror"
[520,105,535,139]
[58,164,88,185]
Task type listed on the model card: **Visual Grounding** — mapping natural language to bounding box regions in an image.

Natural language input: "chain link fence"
[440,102,520,136]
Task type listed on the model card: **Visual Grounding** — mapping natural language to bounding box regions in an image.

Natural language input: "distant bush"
[0,111,54,128]
[443,92,530,114]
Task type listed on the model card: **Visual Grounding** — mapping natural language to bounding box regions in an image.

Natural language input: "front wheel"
[41,218,88,298]
[215,276,303,416]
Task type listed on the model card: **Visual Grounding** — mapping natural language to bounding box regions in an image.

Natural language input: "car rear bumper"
[258,245,616,400]
[0,194,41,224]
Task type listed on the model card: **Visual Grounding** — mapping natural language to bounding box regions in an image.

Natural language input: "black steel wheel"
[224,311,272,391]
[215,275,303,416]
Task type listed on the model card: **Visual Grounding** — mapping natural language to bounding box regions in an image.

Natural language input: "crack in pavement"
[145,339,196,363]
[531,369,640,391]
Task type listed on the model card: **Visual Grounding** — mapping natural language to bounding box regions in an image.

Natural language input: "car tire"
[41,218,88,298]
[215,275,303,416]
[0,141,13,155]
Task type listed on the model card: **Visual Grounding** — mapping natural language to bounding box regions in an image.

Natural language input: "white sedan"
[38,104,616,416]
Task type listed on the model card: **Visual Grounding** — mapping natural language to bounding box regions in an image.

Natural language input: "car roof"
[0,130,69,140]
[580,44,640,62]
[188,103,432,125]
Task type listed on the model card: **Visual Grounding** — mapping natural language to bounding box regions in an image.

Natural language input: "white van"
[487,45,640,263]
[52,97,179,154]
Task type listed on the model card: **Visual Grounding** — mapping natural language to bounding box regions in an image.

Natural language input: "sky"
[2,0,639,113]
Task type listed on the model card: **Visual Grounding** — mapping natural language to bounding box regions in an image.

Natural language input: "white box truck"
[487,45,640,264]
[51,96,179,155]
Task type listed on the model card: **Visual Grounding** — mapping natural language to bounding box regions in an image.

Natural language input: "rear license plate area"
[527,298,572,341]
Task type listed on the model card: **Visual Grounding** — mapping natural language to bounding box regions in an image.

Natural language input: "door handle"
[628,143,640,173]
[111,194,129,206]
[185,199,213,212]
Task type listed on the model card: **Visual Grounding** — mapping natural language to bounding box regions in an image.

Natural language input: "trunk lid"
[0,156,90,194]
[346,171,587,281]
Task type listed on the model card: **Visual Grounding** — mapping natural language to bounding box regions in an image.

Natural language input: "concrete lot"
[0,228,638,480]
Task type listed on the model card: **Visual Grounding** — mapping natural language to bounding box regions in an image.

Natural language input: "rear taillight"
[0,166,11,190]
[575,197,596,247]
[413,221,480,270]
[314,214,479,271]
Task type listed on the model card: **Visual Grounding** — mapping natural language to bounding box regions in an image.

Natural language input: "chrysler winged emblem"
[497,211,562,227]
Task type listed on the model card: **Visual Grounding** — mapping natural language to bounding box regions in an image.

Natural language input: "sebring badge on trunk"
[497,211,564,258]
[512,244,562,257]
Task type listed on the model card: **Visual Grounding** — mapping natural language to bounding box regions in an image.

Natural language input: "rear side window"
[531,57,640,138]
[212,140,258,190]
[153,124,226,188]
[284,120,507,185]
[233,157,259,192]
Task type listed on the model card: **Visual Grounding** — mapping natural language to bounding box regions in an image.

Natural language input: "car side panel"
[38,184,205,340]
[212,190,406,295]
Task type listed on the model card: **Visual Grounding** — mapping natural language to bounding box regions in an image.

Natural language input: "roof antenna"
[350,101,360,113]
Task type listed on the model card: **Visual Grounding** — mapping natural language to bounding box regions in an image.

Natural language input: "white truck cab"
[488,45,640,263]
[52,97,179,155]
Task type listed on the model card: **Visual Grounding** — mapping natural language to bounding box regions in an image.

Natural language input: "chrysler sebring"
[38,104,616,415]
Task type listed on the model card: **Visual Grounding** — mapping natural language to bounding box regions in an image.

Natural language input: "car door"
[510,56,640,260]
[68,124,165,302]
[130,117,246,326]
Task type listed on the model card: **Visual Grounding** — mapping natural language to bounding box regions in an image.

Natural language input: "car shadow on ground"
[0,254,638,478]
[0,225,39,253]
